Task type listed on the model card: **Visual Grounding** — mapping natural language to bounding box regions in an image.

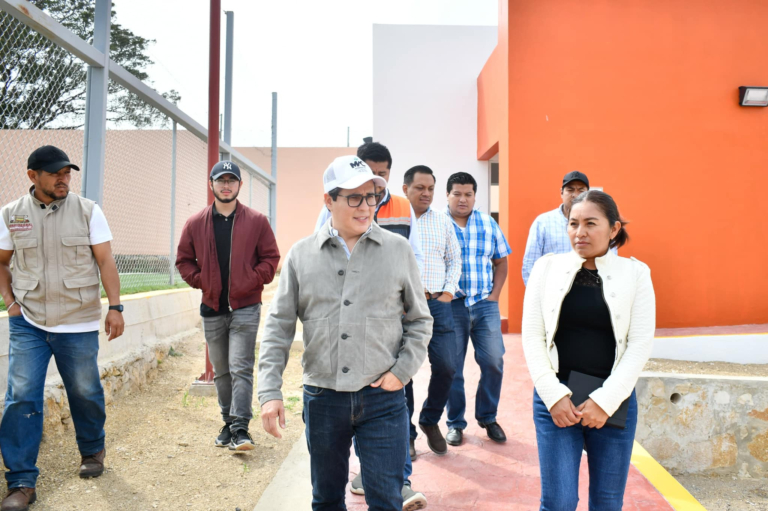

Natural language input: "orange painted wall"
[481,0,768,330]
[235,147,356,267]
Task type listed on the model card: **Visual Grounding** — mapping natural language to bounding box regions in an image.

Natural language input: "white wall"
[372,24,497,212]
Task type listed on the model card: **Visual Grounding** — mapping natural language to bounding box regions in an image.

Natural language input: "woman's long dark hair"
[570,190,630,249]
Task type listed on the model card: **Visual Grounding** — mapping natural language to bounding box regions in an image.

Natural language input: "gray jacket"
[257,221,432,405]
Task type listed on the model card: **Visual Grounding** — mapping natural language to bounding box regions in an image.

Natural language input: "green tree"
[0,0,180,129]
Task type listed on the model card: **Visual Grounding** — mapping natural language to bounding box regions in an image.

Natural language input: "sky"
[115,0,498,147]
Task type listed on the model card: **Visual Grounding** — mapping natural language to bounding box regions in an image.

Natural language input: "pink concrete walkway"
[346,334,673,510]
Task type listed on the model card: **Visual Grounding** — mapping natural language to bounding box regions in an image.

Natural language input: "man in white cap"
[258,156,432,511]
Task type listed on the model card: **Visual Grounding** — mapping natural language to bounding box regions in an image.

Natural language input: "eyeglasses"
[336,193,382,207]
[214,178,239,186]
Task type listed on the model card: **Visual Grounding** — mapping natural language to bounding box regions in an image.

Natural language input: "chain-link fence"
[0,4,274,302]
[0,8,86,202]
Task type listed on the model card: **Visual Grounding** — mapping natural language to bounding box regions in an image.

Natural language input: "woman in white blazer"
[522,190,656,511]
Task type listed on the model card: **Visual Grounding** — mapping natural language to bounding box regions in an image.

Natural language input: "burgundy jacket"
[176,202,280,312]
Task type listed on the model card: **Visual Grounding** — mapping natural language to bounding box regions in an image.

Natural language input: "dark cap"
[27,145,80,173]
[562,171,589,189]
[210,160,241,181]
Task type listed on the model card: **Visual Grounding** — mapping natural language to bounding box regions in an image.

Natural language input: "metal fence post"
[82,0,111,205]
[224,11,234,147]
[169,121,177,285]
[270,92,277,232]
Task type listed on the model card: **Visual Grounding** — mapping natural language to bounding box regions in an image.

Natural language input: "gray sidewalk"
[253,431,312,510]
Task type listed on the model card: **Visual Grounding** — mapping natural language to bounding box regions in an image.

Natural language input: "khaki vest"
[1,189,102,326]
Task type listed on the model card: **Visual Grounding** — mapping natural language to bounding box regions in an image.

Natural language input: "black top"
[554,268,616,381]
[200,204,236,317]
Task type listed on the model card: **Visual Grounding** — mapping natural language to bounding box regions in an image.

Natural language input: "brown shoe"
[419,423,448,455]
[79,448,105,478]
[1,487,36,511]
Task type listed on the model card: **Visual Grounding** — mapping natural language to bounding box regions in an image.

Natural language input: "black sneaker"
[229,429,255,451]
[215,423,233,447]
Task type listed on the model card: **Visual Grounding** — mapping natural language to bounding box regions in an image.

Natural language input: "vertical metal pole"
[169,121,177,285]
[197,0,221,385]
[82,0,111,205]
[206,0,221,206]
[347,126,350,147]
[270,92,277,232]
[223,11,234,148]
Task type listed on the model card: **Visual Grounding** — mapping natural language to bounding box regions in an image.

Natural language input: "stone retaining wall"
[636,373,768,478]
[40,328,198,434]
[0,288,203,435]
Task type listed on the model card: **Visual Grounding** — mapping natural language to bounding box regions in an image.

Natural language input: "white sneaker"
[402,484,427,511]
[350,472,365,495]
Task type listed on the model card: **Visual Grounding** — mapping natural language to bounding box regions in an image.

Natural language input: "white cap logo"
[222,162,232,170]
[322,155,387,193]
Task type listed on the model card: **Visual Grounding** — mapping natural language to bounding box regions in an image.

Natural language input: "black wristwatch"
[109,304,124,313]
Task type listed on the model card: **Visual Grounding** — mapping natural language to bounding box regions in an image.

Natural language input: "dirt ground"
[677,474,768,511]
[19,329,306,511]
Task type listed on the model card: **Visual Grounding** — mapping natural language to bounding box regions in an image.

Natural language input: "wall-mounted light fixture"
[739,86,768,107]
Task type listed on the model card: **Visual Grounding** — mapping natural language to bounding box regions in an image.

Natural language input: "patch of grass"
[168,346,183,357]
[285,396,301,412]
[104,272,190,298]
[181,391,190,408]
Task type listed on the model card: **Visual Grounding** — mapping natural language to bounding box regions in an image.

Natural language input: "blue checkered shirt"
[522,205,617,285]
[418,208,461,296]
[521,206,571,286]
[446,208,512,307]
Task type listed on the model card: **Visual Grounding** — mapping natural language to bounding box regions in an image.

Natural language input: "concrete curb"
[253,430,312,511]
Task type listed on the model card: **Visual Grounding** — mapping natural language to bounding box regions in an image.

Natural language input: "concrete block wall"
[0,288,202,398]
[636,373,768,478]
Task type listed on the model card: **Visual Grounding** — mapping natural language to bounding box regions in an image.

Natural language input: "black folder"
[567,371,629,429]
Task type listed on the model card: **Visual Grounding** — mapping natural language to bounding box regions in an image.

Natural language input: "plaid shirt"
[446,208,512,307]
[521,206,571,286]
[417,208,461,295]
[522,205,618,285]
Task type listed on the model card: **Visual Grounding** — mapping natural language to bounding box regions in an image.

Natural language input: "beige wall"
[0,132,353,270]
[0,129,210,258]
[235,147,356,267]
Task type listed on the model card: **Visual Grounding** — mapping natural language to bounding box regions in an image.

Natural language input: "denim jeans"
[304,384,407,511]
[0,316,105,489]
[417,299,459,427]
[202,303,261,432]
[533,387,638,511]
[353,388,412,485]
[446,299,505,430]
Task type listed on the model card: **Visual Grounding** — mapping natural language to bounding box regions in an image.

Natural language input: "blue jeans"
[0,316,105,489]
[417,299,459,427]
[352,387,413,485]
[304,384,407,511]
[446,299,505,430]
[533,387,638,511]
